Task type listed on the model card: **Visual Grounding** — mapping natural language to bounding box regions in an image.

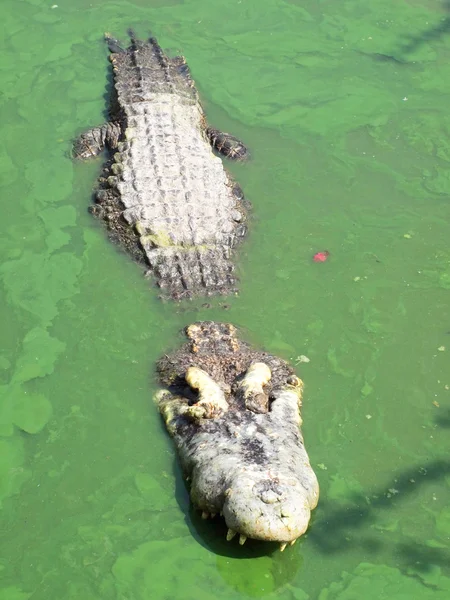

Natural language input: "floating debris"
[295,355,310,364]
[313,251,330,263]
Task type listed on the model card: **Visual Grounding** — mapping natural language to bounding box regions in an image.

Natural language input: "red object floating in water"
[313,251,330,263]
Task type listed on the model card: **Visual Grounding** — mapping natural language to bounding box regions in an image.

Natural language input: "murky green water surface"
[1,0,450,597]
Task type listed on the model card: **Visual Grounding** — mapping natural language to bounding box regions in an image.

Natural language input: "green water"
[1,0,450,597]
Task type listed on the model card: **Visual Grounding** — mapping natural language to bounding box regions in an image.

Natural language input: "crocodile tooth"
[239,534,247,545]
[280,543,287,552]
[226,529,237,541]
[211,513,217,519]
[201,511,209,519]
[290,539,296,546]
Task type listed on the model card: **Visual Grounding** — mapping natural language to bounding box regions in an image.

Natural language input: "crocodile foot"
[207,128,248,160]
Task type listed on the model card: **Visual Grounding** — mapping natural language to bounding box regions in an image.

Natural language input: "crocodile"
[155,322,319,549]
[73,32,248,300]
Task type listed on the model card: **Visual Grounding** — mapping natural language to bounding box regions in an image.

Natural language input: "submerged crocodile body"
[155,322,319,549]
[74,32,248,300]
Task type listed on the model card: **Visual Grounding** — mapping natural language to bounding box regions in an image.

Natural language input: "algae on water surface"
[1,0,450,598]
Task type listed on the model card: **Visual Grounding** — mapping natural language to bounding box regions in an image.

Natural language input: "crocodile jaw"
[221,475,314,543]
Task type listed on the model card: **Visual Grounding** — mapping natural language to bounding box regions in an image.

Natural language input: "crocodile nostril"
[259,489,280,504]
[254,479,286,504]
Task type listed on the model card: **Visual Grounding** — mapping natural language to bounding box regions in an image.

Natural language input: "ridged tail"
[105,31,194,103]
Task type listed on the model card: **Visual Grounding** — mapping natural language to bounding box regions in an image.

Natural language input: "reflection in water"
[215,544,302,597]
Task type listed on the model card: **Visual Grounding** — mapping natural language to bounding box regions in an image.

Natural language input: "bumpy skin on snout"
[223,476,314,542]
[155,322,319,548]
[221,385,319,542]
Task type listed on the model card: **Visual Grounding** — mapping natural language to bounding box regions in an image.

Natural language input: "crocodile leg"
[72,34,126,160]
[169,54,195,85]
[206,127,248,160]
[184,367,229,420]
[155,367,229,426]
[154,389,190,436]
[73,122,122,160]
[238,362,272,414]
[104,32,125,54]
[269,376,304,426]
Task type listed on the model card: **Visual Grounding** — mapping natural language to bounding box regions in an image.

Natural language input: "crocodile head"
[156,322,319,550]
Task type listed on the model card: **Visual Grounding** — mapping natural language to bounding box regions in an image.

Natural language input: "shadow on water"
[396,542,450,575]
[399,1,450,55]
[435,408,450,428]
[171,452,450,573]
[309,459,450,572]
[164,451,450,595]
[356,1,450,64]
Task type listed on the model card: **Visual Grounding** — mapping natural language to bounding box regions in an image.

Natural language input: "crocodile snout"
[222,475,314,546]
